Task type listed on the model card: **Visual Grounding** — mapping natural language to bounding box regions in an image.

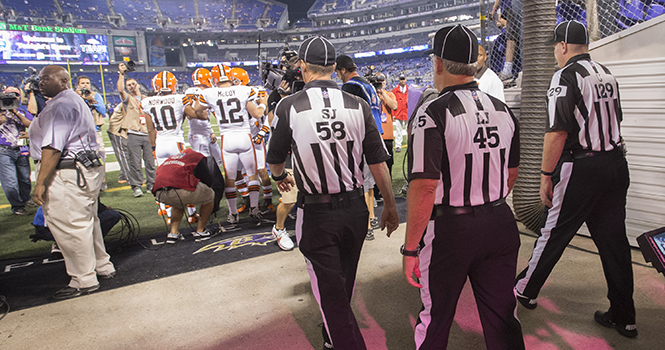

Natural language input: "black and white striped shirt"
[547,53,623,152]
[408,82,520,207]
[267,80,389,195]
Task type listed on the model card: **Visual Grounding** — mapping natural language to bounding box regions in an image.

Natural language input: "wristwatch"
[400,244,420,257]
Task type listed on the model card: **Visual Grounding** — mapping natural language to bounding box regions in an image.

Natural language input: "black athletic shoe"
[53,284,100,300]
[321,324,334,349]
[516,291,538,309]
[594,310,638,338]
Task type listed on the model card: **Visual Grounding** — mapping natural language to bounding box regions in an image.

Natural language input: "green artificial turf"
[0,122,408,260]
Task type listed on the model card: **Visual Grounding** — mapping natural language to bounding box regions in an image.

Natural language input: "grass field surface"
[0,121,408,260]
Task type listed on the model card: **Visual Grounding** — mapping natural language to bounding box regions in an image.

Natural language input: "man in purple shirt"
[0,86,34,215]
[30,65,115,300]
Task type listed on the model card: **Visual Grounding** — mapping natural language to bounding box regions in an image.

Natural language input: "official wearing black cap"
[267,35,399,350]
[404,24,524,349]
[515,20,637,338]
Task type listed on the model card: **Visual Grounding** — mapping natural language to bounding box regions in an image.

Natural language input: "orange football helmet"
[210,64,231,85]
[192,68,212,88]
[152,71,177,93]
[230,67,249,86]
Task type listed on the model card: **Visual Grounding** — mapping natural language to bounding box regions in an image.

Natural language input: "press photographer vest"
[123,94,148,134]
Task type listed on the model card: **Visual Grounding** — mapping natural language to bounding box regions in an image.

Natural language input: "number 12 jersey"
[197,85,258,135]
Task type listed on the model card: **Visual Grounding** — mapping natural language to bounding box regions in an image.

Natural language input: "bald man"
[475,45,505,102]
[31,65,115,300]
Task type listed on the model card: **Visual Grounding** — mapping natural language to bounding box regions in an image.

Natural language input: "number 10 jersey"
[141,94,186,140]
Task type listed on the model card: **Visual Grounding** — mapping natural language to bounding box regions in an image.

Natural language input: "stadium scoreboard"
[0,22,109,65]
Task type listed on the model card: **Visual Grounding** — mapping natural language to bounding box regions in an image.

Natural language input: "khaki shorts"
[278,169,298,204]
[155,182,214,209]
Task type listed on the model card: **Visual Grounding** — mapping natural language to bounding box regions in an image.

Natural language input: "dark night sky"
[279,0,317,23]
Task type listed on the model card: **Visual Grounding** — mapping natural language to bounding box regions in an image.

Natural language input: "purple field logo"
[194,232,276,254]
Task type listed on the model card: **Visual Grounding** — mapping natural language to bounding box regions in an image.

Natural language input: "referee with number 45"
[515,21,637,338]
[404,25,523,349]
[267,36,399,350]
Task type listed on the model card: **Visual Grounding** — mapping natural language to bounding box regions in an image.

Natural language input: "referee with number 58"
[267,36,399,350]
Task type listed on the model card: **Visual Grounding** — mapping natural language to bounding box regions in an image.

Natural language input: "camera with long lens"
[80,88,91,96]
[22,67,41,93]
[260,48,304,95]
[0,91,20,111]
[364,64,384,90]
[75,150,102,168]
[125,60,136,72]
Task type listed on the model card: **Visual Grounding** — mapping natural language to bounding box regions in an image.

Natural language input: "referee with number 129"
[267,36,399,350]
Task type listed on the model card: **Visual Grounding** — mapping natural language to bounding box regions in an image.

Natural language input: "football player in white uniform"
[230,67,275,214]
[184,68,223,166]
[196,67,268,224]
[143,71,207,227]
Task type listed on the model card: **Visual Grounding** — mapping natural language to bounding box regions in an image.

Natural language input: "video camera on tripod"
[259,48,304,95]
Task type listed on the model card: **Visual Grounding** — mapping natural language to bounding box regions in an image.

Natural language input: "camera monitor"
[637,226,665,277]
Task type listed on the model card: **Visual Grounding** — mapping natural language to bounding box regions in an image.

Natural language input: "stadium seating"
[113,0,158,27]
[158,1,197,25]
[10,0,58,18]
[61,0,111,21]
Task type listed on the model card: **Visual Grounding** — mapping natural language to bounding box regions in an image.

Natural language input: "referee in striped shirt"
[515,21,637,338]
[267,36,399,350]
[404,25,524,349]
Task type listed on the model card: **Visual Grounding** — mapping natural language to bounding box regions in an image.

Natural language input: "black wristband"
[272,171,288,181]
[541,169,555,176]
[400,244,420,257]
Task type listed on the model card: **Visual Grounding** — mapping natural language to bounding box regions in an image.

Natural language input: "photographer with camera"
[76,76,108,190]
[30,65,115,300]
[22,67,47,117]
[335,54,385,241]
[262,49,302,250]
[0,86,34,215]
[371,72,397,202]
[117,62,155,197]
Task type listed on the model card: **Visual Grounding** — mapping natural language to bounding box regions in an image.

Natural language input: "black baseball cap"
[335,54,356,70]
[545,20,589,45]
[298,36,336,66]
[424,24,478,64]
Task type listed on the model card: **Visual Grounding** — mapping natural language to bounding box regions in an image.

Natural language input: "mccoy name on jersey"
[197,85,258,135]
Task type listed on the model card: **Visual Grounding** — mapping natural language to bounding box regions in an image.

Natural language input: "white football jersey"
[141,94,186,139]
[184,86,214,136]
[198,85,258,135]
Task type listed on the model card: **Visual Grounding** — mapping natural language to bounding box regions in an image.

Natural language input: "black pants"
[374,139,393,200]
[415,203,524,350]
[296,196,369,350]
[515,151,635,324]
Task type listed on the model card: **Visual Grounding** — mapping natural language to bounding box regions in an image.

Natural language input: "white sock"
[262,185,273,202]
[225,187,238,214]
[187,204,196,216]
[248,180,260,208]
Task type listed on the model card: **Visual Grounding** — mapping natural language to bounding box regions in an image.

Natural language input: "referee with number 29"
[404,25,524,349]
[515,21,637,338]
[267,36,399,350]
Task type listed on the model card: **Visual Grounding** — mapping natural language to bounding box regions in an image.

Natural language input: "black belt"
[431,198,506,218]
[571,146,622,160]
[299,187,364,206]
[0,145,20,150]
[55,159,77,169]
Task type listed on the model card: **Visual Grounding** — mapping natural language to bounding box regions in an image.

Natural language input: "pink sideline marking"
[547,322,614,350]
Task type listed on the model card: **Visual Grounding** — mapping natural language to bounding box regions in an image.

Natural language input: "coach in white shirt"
[475,45,505,102]
[31,65,115,300]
